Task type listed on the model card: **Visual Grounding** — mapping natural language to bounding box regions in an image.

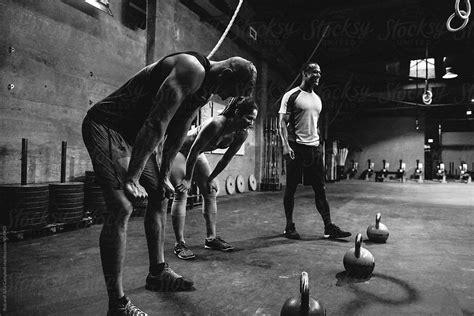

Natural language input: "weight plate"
[235,175,245,193]
[0,184,49,193]
[8,205,48,213]
[8,191,50,200]
[50,201,84,209]
[49,182,84,188]
[10,200,49,208]
[50,192,84,199]
[52,195,84,203]
[49,184,84,194]
[248,174,257,191]
[225,175,235,195]
[85,191,105,197]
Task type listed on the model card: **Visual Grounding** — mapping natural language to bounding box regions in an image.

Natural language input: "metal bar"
[61,141,67,183]
[21,138,28,185]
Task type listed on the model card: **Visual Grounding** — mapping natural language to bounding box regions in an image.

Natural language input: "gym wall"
[0,0,272,191]
[345,117,425,176]
[441,132,474,173]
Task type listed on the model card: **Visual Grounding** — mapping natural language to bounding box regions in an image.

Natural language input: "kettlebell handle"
[355,233,362,258]
[375,213,381,229]
[300,272,310,315]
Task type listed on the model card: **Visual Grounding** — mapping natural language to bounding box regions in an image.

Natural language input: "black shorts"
[82,114,160,194]
[286,141,325,188]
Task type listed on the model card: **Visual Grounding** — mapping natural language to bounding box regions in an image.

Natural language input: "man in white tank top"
[279,62,351,240]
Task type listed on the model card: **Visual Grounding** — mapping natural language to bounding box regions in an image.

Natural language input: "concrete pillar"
[255,59,268,187]
[146,0,157,65]
[147,0,178,61]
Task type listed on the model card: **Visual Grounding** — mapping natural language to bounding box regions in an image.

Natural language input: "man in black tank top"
[82,51,257,316]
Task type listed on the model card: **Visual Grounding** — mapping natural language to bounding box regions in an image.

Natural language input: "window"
[409,58,435,79]
[125,0,146,30]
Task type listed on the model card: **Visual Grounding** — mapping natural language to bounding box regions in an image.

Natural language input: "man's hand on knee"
[162,176,175,199]
[124,180,148,201]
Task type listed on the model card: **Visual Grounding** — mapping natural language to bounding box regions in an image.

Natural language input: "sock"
[149,262,166,276]
[109,295,128,309]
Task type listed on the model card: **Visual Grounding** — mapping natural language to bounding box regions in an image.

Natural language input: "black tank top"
[87,51,211,142]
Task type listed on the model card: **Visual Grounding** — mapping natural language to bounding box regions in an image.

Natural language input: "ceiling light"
[442,66,458,79]
[85,0,113,16]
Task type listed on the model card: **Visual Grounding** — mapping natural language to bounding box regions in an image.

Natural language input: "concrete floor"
[5,180,474,315]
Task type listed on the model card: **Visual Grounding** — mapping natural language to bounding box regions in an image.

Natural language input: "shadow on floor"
[334,272,419,315]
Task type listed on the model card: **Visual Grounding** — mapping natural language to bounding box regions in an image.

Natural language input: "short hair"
[220,96,258,118]
[226,57,257,96]
[301,62,319,73]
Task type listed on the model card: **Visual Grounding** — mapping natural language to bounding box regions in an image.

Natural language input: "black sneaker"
[174,242,196,260]
[324,224,351,239]
[107,297,147,316]
[145,263,194,292]
[283,223,301,240]
[204,236,234,251]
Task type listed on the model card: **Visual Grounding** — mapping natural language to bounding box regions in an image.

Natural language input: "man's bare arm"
[159,107,202,194]
[279,113,294,159]
[125,59,204,199]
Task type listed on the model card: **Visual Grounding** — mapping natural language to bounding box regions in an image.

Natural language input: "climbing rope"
[447,0,471,32]
[207,0,244,59]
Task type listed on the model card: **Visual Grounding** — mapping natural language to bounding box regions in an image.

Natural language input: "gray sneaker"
[145,263,193,292]
[174,242,196,260]
[204,236,234,252]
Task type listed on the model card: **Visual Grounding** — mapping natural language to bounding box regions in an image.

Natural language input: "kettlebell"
[367,213,389,243]
[280,271,325,316]
[343,233,375,279]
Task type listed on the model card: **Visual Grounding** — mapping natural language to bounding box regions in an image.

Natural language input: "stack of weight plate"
[84,171,108,223]
[49,182,84,224]
[0,184,49,231]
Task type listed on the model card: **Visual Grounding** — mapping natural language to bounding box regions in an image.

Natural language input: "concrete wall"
[342,117,425,176]
[0,0,146,184]
[0,0,273,193]
[440,132,474,174]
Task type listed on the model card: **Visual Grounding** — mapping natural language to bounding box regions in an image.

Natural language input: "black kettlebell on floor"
[367,213,389,243]
[281,271,325,316]
[343,233,375,278]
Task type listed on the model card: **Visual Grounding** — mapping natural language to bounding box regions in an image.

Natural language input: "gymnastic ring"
[455,0,471,19]
[422,90,433,105]
[446,11,469,32]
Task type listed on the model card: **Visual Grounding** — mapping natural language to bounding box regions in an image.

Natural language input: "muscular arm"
[183,119,222,182]
[279,113,292,156]
[160,107,201,190]
[208,130,248,182]
[125,57,204,198]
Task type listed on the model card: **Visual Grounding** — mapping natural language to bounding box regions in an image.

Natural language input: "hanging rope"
[422,44,433,105]
[207,0,244,59]
[447,0,471,32]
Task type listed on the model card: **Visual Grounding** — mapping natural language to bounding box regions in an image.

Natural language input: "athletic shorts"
[82,114,161,195]
[286,141,325,187]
